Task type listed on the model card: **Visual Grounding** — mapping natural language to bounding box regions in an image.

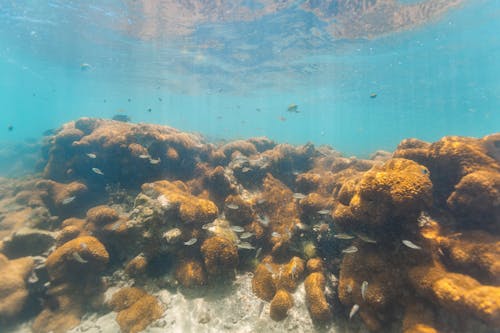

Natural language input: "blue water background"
[0,0,498,173]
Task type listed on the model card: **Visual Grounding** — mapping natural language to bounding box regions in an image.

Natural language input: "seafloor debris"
[0,118,498,333]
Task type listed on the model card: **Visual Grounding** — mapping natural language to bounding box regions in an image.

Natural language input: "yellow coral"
[304,272,332,322]
[175,259,207,288]
[45,236,109,282]
[270,289,294,321]
[200,236,238,276]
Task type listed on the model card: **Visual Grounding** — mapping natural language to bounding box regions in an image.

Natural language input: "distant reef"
[0,117,499,333]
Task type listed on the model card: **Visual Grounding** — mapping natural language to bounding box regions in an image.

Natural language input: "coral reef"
[0,118,498,333]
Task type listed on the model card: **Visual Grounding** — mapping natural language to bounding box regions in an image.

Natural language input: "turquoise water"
[0,0,499,166]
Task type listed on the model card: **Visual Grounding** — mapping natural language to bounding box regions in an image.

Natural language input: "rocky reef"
[0,118,498,332]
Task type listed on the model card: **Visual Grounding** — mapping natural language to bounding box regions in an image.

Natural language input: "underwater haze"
[0,2,500,333]
[0,0,499,174]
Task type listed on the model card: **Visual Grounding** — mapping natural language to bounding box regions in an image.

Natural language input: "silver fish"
[240,232,254,239]
[264,263,275,273]
[226,203,239,210]
[317,209,330,215]
[271,231,281,238]
[292,193,306,200]
[86,153,96,159]
[184,238,198,246]
[255,247,262,259]
[202,222,214,230]
[361,281,368,301]
[237,242,255,250]
[231,226,245,233]
[257,301,265,318]
[349,304,359,319]
[61,196,76,205]
[342,246,358,254]
[92,167,104,175]
[356,233,377,244]
[72,252,88,263]
[402,240,422,250]
[258,214,270,227]
[257,199,267,204]
[138,154,150,159]
[149,157,161,164]
[241,167,251,173]
[334,233,355,240]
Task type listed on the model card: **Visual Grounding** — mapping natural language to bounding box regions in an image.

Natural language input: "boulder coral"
[270,289,294,321]
[409,263,500,328]
[0,254,34,323]
[304,272,332,322]
[45,236,109,282]
[333,158,433,229]
[141,180,218,225]
[109,287,164,333]
[200,236,238,276]
[175,259,208,288]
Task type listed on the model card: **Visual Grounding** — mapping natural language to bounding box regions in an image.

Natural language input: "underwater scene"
[0,1,499,332]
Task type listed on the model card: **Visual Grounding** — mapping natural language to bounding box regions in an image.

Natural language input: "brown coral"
[175,259,208,288]
[334,158,433,229]
[45,236,109,282]
[0,254,34,322]
[142,180,218,225]
[200,236,238,276]
[409,263,500,328]
[304,272,332,322]
[270,289,294,321]
[110,287,164,333]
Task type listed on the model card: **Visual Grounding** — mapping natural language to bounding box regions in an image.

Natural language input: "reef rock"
[0,254,34,323]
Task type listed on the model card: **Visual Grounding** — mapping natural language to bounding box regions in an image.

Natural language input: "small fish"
[342,246,358,254]
[237,242,255,250]
[287,104,299,113]
[226,203,239,210]
[257,301,265,318]
[370,93,377,99]
[256,199,267,205]
[72,252,88,263]
[202,222,214,230]
[241,167,251,173]
[361,281,368,301]
[255,247,262,259]
[112,114,131,122]
[402,240,422,250]
[149,157,161,164]
[240,232,254,239]
[86,153,97,159]
[292,193,306,200]
[80,63,91,71]
[184,238,198,246]
[317,209,330,215]
[231,226,245,233]
[334,233,355,240]
[264,263,275,273]
[138,154,150,159]
[91,167,104,175]
[356,233,377,244]
[349,304,360,319]
[61,196,76,205]
[271,231,281,238]
[257,214,270,227]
